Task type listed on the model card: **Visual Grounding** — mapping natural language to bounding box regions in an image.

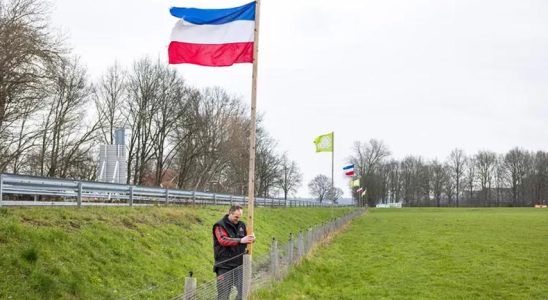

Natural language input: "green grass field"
[0,205,353,299]
[253,208,548,299]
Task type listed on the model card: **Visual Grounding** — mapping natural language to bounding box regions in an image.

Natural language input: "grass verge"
[0,205,354,299]
[253,208,548,299]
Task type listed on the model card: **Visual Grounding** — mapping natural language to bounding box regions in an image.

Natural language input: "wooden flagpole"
[247,0,261,256]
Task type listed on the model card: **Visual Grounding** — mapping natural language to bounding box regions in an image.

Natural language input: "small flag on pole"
[343,164,355,176]
[361,189,366,197]
[313,132,333,153]
[351,179,360,187]
[168,2,256,66]
[356,187,364,193]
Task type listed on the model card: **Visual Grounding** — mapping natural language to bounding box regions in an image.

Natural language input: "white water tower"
[97,128,127,184]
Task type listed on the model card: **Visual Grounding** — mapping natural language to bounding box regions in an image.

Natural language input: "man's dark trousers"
[216,267,243,300]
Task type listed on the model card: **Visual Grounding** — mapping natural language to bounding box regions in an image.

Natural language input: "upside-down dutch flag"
[168,2,256,66]
[343,164,355,176]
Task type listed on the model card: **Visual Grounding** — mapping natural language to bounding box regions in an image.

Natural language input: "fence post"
[297,232,304,259]
[306,228,312,253]
[288,233,294,265]
[242,254,252,299]
[271,238,279,279]
[77,181,82,207]
[129,186,134,207]
[165,188,169,205]
[0,174,3,207]
[183,271,196,300]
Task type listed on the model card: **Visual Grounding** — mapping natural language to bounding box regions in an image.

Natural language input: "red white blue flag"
[168,2,256,66]
[343,164,355,176]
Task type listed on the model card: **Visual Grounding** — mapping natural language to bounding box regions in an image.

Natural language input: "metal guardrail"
[0,173,337,208]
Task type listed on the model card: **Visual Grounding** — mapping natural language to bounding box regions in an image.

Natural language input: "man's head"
[228,205,243,224]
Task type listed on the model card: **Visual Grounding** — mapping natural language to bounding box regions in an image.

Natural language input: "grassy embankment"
[254,208,548,299]
[0,205,354,299]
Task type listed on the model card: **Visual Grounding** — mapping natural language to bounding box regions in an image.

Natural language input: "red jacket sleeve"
[214,225,240,247]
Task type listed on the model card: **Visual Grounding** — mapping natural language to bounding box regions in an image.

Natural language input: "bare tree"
[447,148,466,207]
[254,128,281,198]
[170,86,248,193]
[350,139,391,176]
[94,62,126,144]
[493,154,508,206]
[349,139,390,206]
[190,87,245,191]
[33,56,99,179]
[327,186,344,203]
[475,151,497,206]
[385,159,401,203]
[277,153,302,200]
[430,160,446,207]
[6,105,41,173]
[125,57,160,184]
[0,0,62,170]
[464,157,477,205]
[151,64,191,186]
[308,174,332,203]
[400,156,422,206]
[532,151,548,205]
[444,164,455,204]
[503,147,531,206]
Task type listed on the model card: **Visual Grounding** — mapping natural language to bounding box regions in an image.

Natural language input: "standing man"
[213,205,255,300]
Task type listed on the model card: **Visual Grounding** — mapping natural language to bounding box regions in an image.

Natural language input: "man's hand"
[240,235,255,244]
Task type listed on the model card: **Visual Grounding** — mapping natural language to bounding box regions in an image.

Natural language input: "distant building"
[97,128,127,184]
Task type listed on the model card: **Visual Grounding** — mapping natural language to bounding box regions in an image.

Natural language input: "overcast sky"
[50,0,548,198]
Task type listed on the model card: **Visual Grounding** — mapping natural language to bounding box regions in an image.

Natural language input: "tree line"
[0,0,303,199]
[349,139,548,207]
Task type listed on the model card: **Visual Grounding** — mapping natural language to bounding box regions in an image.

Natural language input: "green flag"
[352,179,360,187]
[314,132,333,152]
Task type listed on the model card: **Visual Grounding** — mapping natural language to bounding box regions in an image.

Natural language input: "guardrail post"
[77,181,82,207]
[183,271,196,300]
[213,193,217,205]
[165,188,169,205]
[192,191,196,205]
[129,186,134,207]
[0,174,3,207]
[229,195,233,206]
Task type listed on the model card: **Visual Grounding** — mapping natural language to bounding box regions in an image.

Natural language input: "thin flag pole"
[247,0,261,256]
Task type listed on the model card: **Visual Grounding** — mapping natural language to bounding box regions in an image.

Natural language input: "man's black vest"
[212,214,247,272]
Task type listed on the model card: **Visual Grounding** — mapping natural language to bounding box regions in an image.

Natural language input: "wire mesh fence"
[166,208,365,300]
[178,266,244,300]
